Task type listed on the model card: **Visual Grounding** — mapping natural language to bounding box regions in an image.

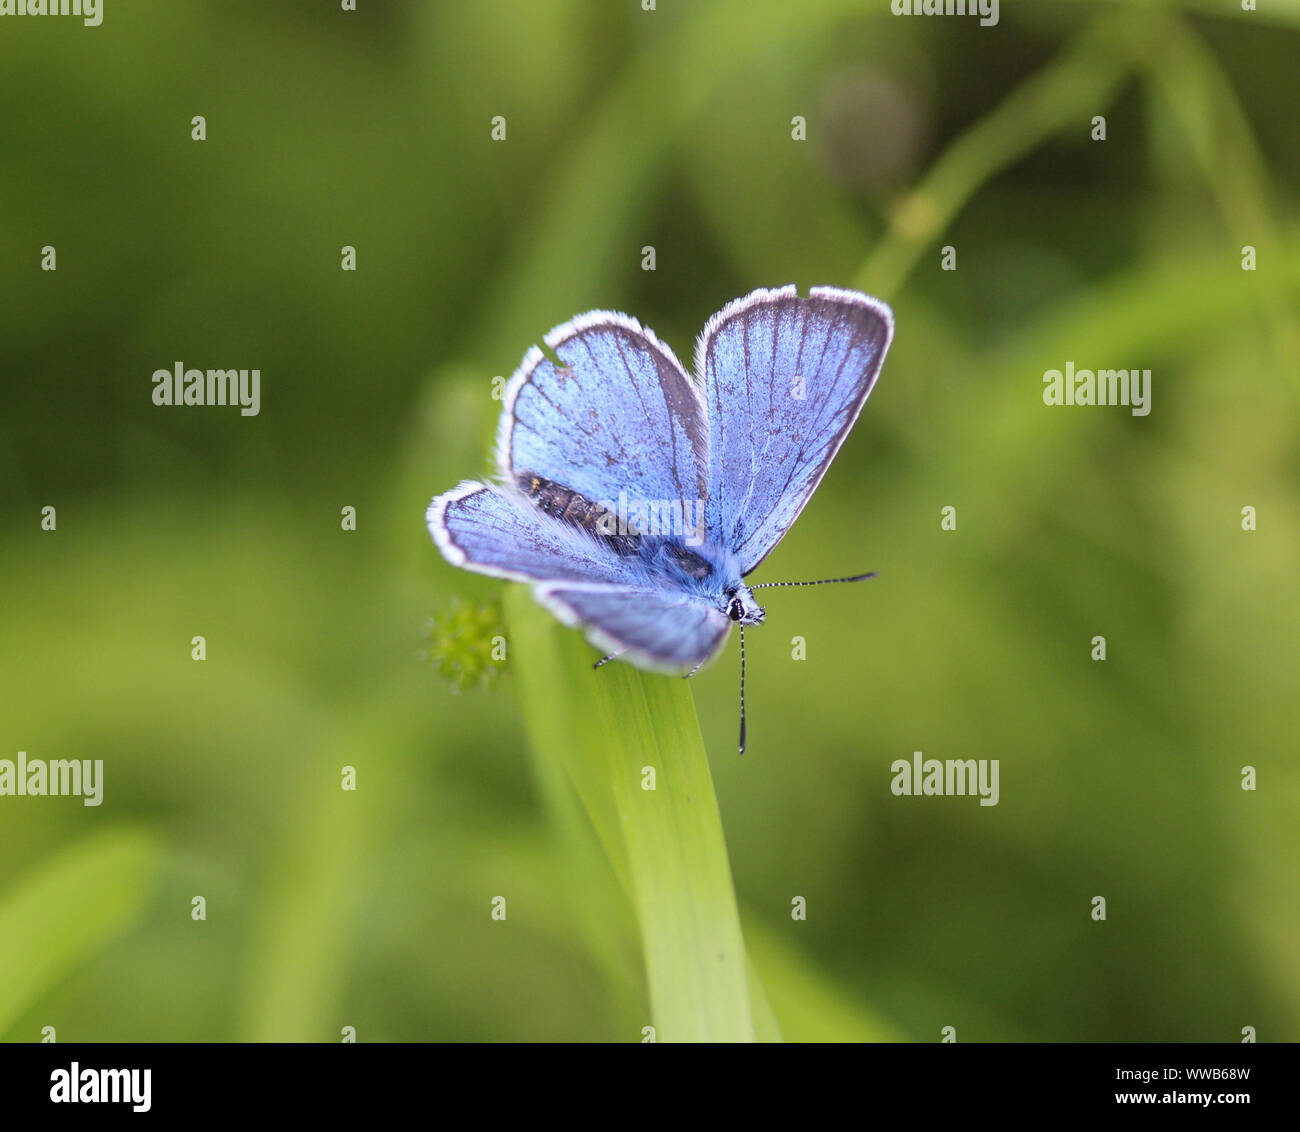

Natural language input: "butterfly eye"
[727,597,743,622]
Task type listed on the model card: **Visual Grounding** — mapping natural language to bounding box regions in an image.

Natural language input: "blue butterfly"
[427,285,894,751]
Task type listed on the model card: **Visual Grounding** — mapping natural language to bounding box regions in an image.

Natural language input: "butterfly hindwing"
[430,485,725,670]
[498,312,709,516]
[428,481,642,586]
[535,582,730,673]
[695,285,893,575]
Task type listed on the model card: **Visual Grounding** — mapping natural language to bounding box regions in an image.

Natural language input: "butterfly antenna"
[749,571,877,589]
[738,625,747,755]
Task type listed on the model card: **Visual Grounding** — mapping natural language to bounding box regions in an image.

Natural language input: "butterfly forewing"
[498,312,709,518]
[695,285,893,575]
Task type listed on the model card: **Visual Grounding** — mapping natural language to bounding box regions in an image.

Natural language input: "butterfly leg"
[683,658,706,679]
[592,650,625,670]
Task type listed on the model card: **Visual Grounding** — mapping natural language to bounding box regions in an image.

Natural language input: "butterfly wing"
[498,311,709,515]
[695,285,893,575]
[535,582,730,674]
[428,481,641,585]
[428,484,728,671]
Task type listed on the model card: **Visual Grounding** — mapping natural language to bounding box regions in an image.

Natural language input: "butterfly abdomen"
[518,472,639,555]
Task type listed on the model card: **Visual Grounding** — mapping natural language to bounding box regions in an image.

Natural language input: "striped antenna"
[749,571,876,590]
[738,625,747,755]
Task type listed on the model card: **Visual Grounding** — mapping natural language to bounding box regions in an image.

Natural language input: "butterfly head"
[724,584,765,627]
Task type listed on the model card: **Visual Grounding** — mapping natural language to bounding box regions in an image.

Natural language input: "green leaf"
[0,828,160,1037]
[507,586,759,1042]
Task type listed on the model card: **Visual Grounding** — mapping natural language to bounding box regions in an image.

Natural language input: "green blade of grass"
[743,914,903,1042]
[1139,15,1300,386]
[473,0,887,356]
[854,14,1136,300]
[507,585,758,1043]
[0,828,160,1038]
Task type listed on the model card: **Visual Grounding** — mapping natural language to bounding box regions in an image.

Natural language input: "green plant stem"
[855,16,1135,299]
[507,585,760,1042]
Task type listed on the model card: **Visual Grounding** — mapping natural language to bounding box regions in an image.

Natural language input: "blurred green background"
[2,0,1298,1042]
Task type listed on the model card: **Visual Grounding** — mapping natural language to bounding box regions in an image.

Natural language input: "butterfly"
[427,284,894,751]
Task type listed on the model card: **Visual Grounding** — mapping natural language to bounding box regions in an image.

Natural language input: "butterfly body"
[516,470,764,625]
[517,472,641,556]
[428,285,893,683]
